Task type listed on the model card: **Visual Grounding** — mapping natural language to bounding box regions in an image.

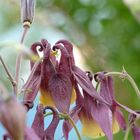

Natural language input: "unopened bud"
[20,0,36,27]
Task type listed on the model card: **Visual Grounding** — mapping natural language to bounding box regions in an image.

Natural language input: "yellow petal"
[80,113,105,138]
[112,117,120,134]
[70,87,77,104]
[81,113,120,139]
[51,50,58,56]
[39,88,55,107]
[39,87,76,107]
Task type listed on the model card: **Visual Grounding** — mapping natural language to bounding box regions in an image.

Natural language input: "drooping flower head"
[23,39,73,113]
[74,72,114,140]
[23,39,107,114]
[95,72,126,131]
[0,97,26,140]
[23,39,131,140]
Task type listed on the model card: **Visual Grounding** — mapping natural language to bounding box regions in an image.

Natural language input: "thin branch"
[15,26,29,95]
[0,56,17,94]
[124,124,131,140]
[63,113,82,140]
[105,71,140,99]
[20,26,29,44]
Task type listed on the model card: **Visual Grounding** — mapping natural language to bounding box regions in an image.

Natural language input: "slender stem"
[15,26,29,95]
[95,81,100,91]
[0,56,17,94]
[44,112,53,117]
[44,112,82,140]
[105,71,140,99]
[20,26,29,44]
[124,124,131,140]
[62,113,82,140]
[44,112,65,120]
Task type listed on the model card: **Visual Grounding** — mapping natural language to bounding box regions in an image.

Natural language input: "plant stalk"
[0,56,17,94]
[105,71,140,99]
[15,26,29,95]
[124,124,131,140]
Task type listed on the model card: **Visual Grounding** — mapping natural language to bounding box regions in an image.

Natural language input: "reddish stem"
[15,26,29,95]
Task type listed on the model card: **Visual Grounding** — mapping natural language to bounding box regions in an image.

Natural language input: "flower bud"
[20,0,36,27]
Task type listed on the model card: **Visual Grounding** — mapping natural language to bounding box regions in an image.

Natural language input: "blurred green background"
[0,0,140,139]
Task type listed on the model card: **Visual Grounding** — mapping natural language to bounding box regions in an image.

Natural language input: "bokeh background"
[0,0,140,139]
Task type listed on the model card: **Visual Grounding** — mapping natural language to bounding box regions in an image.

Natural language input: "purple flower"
[74,72,113,140]
[0,97,26,140]
[62,71,114,140]
[95,72,126,131]
[23,39,73,112]
[23,39,107,113]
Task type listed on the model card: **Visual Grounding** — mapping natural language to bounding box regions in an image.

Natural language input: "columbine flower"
[23,39,107,113]
[23,39,73,113]
[95,72,126,132]
[63,71,128,140]
[74,72,113,140]
[0,97,26,140]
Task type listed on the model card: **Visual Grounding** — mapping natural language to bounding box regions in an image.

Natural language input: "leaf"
[48,73,72,113]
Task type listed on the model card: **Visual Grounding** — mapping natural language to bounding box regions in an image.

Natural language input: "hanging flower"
[62,71,113,140]
[23,39,107,113]
[23,39,73,113]
[95,72,126,131]
[74,72,113,140]
[0,97,26,140]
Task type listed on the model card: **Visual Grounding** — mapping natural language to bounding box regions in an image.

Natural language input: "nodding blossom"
[23,39,107,113]
[21,39,140,140]
[0,97,26,140]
